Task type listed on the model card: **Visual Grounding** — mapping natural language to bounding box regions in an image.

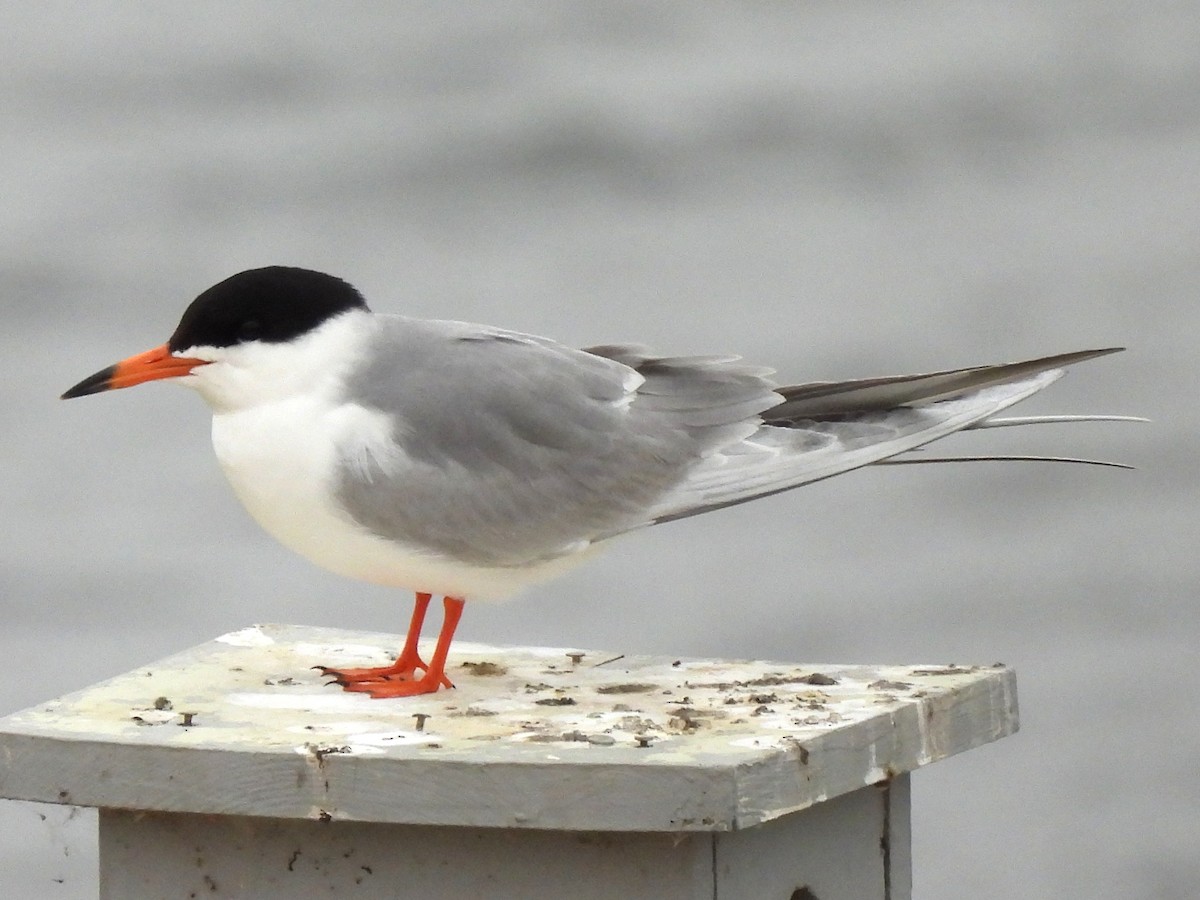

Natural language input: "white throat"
[180,310,371,414]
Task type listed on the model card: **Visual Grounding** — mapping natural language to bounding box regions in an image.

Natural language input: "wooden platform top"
[0,623,1017,832]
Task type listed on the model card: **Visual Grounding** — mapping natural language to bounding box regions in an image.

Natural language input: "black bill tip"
[61,365,117,400]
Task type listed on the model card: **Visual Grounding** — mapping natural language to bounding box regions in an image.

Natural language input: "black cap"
[168,267,369,353]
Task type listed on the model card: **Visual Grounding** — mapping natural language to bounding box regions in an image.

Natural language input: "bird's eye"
[236,319,263,341]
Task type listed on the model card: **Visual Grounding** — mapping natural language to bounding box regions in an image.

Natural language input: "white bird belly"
[209,399,591,600]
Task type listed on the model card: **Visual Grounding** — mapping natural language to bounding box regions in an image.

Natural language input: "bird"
[61,266,1136,698]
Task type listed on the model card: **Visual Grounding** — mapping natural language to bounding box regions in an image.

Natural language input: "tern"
[62,266,1135,697]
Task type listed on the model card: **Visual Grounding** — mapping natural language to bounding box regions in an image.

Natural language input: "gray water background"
[1,4,1193,897]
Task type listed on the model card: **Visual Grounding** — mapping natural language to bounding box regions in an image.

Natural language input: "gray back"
[337,317,780,567]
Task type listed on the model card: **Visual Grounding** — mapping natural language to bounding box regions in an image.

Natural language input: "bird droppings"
[535,696,576,707]
[455,706,499,717]
[304,744,351,765]
[910,666,977,677]
[528,729,619,746]
[519,733,556,743]
[595,683,657,695]
[616,715,659,732]
[868,679,912,691]
[685,671,839,690]
[725,691,782,706]
[460,661,507,676]
[798,672,839,686]
[668,707,705,732]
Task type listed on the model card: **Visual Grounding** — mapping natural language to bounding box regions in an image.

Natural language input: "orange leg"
[341,597,465,698]
[315,592,451,688]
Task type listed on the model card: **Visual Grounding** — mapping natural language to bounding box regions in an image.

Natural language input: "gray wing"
[763,348,1119,418]
[647,348,1125,524]
[337,318,780,567]
[339,321,1123,566]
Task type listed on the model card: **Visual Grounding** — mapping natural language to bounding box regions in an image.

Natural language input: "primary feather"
[648,348,1124,523]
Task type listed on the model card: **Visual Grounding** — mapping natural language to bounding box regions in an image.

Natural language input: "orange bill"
[61,344,209,399]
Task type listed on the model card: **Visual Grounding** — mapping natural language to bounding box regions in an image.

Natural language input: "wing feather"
[766,348,1122,420]
[339,322,1127,563]
[650,365,1084,524]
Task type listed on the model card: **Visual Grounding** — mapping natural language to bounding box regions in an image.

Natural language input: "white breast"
[210,396,593,601]
[189,311,599,600]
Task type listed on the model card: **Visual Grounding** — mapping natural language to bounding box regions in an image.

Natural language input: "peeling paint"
[0,623,1018,831]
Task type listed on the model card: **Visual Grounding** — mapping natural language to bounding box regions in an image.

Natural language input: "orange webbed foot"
[340,670,455,697]
[313,651,430,685]
[318,594,465,700]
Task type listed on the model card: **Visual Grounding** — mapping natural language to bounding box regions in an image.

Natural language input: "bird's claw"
[314,662,447,691]
[340,673,454,698]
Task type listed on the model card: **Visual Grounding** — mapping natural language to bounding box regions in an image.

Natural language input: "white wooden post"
[0,624,1016,899]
